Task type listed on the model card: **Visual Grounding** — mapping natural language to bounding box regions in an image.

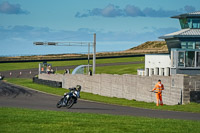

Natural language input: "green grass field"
[0,56,144,71]
[55,63,144,75]
[0,107,199,133]
[96,63,144,75]
[5,78,200,113]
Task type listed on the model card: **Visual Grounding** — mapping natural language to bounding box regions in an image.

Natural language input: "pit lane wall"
[39,73,197,105]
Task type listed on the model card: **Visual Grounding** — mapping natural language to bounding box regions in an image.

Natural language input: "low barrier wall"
[39,73,188,105]
[33,77,62,88]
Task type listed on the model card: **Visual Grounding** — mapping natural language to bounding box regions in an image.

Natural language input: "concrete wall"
[39,73,186,105]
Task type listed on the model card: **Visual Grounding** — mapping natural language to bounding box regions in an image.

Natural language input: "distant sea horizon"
[0,41,142,57]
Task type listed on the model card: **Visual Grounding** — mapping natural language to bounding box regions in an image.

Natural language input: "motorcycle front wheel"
[56,98,64,108]
[66,97,75,109]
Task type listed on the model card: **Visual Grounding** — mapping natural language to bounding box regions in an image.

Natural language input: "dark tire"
[66,97,75,109]
[56,98,64,108]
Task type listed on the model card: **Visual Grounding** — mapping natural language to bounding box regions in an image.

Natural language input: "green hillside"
[126,41,168,52]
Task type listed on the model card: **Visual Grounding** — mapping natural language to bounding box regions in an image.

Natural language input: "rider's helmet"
[76,85,81,91]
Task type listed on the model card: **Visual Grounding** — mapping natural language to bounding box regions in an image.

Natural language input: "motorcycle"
[56,85,81,109]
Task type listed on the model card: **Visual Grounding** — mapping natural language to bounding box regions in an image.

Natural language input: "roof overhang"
[159,35,175,39]
[159,29,200,39]
[171,11,200,19]
[171,15,200,19]
[159,35,200,39]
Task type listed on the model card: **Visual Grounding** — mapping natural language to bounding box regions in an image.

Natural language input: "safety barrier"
[33,77,62,88]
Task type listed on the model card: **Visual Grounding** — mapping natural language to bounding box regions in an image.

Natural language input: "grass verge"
[0,107,200,133]
[96,63,144,75]
[5,78,200,113]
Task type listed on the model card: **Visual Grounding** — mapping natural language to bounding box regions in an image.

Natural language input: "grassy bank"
[5,78,200,113]
[0,107,199,133]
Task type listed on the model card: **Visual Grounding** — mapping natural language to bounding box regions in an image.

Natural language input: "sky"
[0,0,200,56]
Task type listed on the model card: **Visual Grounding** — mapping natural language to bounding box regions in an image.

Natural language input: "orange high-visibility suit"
[152,81,164,106]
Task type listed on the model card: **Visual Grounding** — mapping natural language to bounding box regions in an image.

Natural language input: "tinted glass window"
[181,42,187,49]
[178,52,185,67]
[188,42,195,49]
[181,42,197,49]
[179,18,200,29]
[185,51,195,67]
[197,52,200,67]
[196,42,200,49]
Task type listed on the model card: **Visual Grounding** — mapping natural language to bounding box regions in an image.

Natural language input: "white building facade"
[145,11,200,76]
[145,54,171,76]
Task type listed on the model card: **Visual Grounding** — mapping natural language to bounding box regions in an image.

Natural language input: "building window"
[179,18,189,29]
[181,42,199,49]
[174,50,200,68]
[191,18,200,29]
[178,52,185,67]
[181,42,187,49]
[196,52,200,67]
[180,18,200,29]
[196,42,200,49]
[188,42,195,49]
[185,51,195,67]
[188,18,193,28]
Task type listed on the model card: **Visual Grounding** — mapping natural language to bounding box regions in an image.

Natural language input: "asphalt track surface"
[0,81,200,121]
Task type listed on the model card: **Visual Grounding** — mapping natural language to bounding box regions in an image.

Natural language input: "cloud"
[0,25,179,42]
[142,8,181,17]
[95,27,179,42]
[124,5,144,17]
[0,25,48,41]
[0,1,29,14]
[101,4,123,17]
[184,5,196,12]
[75,4,124,18]
[0,25,95,42]
[75,4,197,18]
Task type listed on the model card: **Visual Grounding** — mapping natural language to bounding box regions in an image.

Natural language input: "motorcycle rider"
[63,85,81,105]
